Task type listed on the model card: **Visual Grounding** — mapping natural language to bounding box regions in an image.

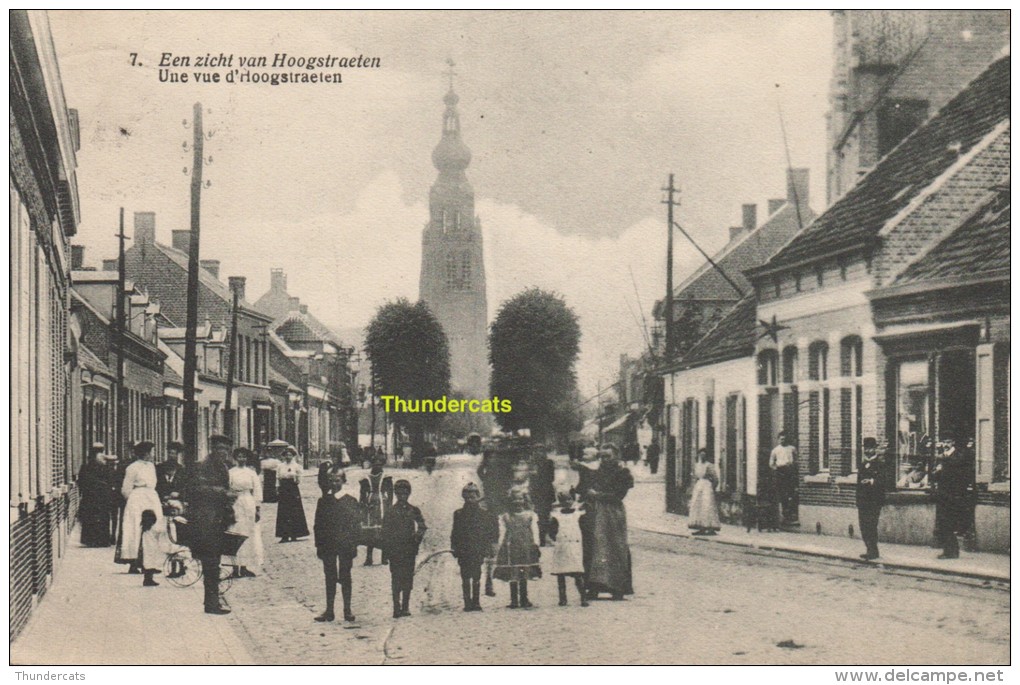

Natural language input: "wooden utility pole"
[222,280,240,441]
[662,174,678,360]
[181,103,204,462]
[115,208,128,459]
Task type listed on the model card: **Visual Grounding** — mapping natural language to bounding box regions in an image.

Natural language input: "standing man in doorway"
[769,431,799,526]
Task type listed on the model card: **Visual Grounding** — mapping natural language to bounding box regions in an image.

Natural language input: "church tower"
[419,67,489,400]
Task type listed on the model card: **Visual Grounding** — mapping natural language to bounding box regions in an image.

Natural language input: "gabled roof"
[751,55,1010,277]
[674,202,815,302]
[894,191,1009,286]
[148,241,272,323]
[666,296,758,372]
[274,309,346,348]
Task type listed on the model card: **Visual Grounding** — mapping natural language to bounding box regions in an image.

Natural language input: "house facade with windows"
[747,55,1009,551]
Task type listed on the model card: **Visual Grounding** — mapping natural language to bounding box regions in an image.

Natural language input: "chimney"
[228,276,246,302]
[71,245,85,270]
[172,230,191,254]
[728,226,744,243]
[741,204,757,233]
[200,259,220,279]
[134,212,156,246]
[102,258,119,272]
[270,268,287,292]
[768,198,786,215]
[787,168,809,209]
[289,296,301,312]
[299,304,309,315]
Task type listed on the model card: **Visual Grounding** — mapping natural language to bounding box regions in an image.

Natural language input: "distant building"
[10,10,81,640]
[826,10,1009,204]
[418,82,489,399]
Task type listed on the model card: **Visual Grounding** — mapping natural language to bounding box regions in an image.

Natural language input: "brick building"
[827,10,1009,204]
[747,55,1009,551]
[122,212,275,456]
[655,171,815,517]
[10,10,82,640]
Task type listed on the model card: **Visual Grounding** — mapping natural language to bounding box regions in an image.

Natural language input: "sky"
[49,10,834,399]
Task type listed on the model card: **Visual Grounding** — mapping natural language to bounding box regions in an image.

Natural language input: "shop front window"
[896,359,931,488]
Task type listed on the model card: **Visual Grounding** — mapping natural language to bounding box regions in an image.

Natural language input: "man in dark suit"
[182,434,235,614]
[856,437,886,560]
[932,434,969,559]
[360,453,393,565]
[156,441,186,503]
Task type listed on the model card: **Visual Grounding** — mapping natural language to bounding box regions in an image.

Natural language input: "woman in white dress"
[688,449,721,535]
[116,441,165,573]
[228,448,263,578]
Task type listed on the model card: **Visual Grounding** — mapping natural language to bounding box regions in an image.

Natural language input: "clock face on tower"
[418,76,489,399]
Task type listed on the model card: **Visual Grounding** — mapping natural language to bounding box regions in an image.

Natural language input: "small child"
[381,479,427,618]
[493,485,541,609]
[312,467,362,622]
[139,509,163,587]
[548,490,588,607]
[451,482,500,612]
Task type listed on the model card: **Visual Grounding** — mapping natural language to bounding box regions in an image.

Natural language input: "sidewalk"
[626,479,1010,583]
[11,541,254,665]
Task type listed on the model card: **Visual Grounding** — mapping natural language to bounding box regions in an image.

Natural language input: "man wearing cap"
[182,434,236,614]
[856,438,886,560]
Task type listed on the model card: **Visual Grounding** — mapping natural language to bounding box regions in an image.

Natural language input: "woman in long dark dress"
[276,447,310,542]
[78,444,112,547]
[585,450,634,600]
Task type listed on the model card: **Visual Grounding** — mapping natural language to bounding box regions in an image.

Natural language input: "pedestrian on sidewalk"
[276,446,310,542]
[451,482,499,612]
[585,450,634,600]
[313,467,361,623]
[531,451,556,546]
[382,479,427,618]
[688,449,721,536]
[856,437,886,560]
[228,448,263,578]
[769,431,800,526]
[646,439,661,475]
[932,434,968,560]
[493,485,542,609]
[116,441,164,575]
[78,443,113,547]
[261,440,286,503]
[548,490,588,607]
[182,434,236,615]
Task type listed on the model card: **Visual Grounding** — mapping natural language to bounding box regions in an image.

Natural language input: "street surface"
[221,454,1008,665]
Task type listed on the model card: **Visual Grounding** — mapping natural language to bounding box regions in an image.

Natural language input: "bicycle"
[164,516,244,593]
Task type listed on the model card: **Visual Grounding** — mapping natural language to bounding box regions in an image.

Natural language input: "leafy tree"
[364,299,450,460]
[489,288,582,442]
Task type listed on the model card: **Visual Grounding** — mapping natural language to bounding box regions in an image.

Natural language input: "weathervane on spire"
[444,57,457,90]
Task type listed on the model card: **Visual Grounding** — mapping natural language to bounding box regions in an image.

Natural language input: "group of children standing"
[313,466,589,622]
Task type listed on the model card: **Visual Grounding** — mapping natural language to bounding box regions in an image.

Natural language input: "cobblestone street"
[220,456,1009,665]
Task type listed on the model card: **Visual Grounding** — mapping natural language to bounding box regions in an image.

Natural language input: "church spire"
[432,58,471,176]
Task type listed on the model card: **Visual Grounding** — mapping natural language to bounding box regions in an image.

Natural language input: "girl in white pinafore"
[549,490,589,607]
[228,448,264,578]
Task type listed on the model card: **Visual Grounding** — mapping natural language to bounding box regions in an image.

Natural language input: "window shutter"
[737,395,746,494]
[975,343,994,484]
